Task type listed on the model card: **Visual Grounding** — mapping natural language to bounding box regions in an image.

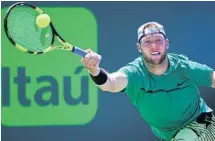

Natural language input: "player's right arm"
[91,69,128,93]
[81,49,128,93]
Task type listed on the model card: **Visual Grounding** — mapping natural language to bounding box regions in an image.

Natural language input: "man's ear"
[136,43,142,53]
[165,39,169,50]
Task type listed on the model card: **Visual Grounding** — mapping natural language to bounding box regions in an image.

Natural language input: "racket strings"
[7,6,53,52]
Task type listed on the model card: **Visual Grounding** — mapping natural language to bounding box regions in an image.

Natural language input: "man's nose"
[151,42,158,48]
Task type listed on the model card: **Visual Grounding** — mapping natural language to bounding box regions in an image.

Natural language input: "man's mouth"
[151,51,160,56]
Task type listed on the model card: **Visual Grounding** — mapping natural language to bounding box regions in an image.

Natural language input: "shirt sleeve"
[118,64,146,106]
[118,65,138,93]
[187,60,213,87]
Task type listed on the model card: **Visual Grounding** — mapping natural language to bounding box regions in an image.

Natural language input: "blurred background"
[2,1,215,141]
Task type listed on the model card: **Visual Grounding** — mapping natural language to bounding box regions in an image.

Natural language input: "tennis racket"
[4,2,87,56]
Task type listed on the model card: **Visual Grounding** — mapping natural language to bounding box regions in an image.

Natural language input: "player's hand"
[81,49,102,75]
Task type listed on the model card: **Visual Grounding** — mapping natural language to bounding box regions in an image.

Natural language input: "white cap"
[137,21,166,42]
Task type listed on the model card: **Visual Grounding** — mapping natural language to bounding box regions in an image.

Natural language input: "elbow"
[109,87,121,93]
[98,78,121,93]
[96,72,127,93]
[99,85,120,93]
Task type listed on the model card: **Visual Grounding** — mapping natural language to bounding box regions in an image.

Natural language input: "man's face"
[138,33,169,65]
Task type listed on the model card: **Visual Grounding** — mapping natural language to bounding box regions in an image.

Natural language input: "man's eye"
[144,40,151,44]
[156,39,162,43]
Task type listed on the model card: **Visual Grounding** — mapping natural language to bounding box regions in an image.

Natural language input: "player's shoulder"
[168,53,193,69]
[168,53,189,61]
[168,53,191,64]
[126,56,144,70]
[119,56,144,74]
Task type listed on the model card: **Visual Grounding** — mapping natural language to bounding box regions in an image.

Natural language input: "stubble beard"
[143,49,167,65]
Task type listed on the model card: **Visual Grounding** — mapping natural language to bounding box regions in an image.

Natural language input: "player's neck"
[144,56,169,76]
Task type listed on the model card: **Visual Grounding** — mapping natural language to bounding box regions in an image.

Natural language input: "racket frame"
[4,2,87,56]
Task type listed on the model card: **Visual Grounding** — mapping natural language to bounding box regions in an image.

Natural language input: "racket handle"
[72,46,87,57]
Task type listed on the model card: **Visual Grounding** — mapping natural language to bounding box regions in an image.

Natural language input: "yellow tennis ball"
[36,14,51,28]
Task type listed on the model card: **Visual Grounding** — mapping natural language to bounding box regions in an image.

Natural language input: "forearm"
[99,72,126,92]
[81,51,128,92]
[90,68,128,93]
[98,73,118,92]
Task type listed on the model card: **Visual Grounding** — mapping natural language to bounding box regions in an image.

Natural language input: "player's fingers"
[83,54,93,66]
[81,56,90,66]
[82,52,101,69]
[83,53,91,61]
[87,58,97,68]
[89,55,97,65]
[84,52,97,62]
[92,54,101,67]
[92,57,100,67]
[86,49,92,53]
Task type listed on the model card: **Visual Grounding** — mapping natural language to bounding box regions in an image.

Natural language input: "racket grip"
[72,46,87,57]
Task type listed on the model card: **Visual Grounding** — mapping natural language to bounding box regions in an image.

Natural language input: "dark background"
[2,1,215,141]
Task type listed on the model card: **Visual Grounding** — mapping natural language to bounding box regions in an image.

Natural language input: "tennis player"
[81,21,215,141]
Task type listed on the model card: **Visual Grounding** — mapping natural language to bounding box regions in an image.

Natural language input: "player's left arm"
[211,71,215,88]
[187,60,214,87]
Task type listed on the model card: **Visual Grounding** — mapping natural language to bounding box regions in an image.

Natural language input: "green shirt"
[119,53,213,141]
